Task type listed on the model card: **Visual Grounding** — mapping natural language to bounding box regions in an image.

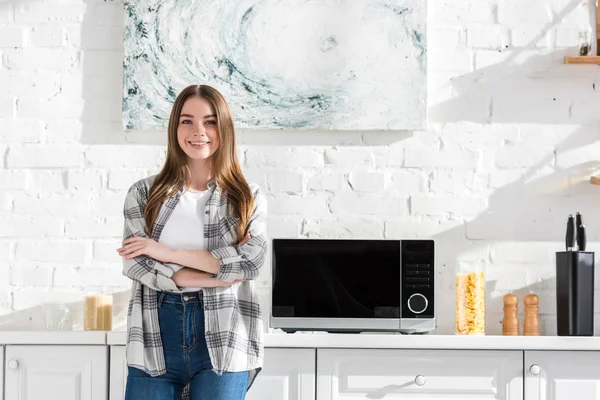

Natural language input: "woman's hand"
[117,237,174,262]
[239,233,251,246]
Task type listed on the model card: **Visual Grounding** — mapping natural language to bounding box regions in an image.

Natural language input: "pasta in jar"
[455,264,485,335]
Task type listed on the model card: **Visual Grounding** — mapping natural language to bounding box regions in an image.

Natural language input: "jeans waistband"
[158,291,203,305]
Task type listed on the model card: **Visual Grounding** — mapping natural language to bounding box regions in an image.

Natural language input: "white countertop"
[105,331,600,351]
[2,330,600,351]
[0,331,106,345]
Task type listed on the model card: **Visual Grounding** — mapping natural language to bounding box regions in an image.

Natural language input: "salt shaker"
[523,293,540,336]
[502,293,519,336]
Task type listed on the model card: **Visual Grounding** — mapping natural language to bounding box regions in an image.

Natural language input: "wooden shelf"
[564,56,600,64]
[565,4,600,64]
[590,176,600,185]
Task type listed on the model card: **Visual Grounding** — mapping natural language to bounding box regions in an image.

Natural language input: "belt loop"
[157,291,166,308]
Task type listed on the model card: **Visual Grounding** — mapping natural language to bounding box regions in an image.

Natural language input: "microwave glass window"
[272,239,401,319]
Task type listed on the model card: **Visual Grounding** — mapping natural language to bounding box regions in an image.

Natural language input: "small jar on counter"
[455,262,485,335]
[84,293,113,331]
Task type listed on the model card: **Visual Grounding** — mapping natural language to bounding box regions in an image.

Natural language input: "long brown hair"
[144,84,254,242]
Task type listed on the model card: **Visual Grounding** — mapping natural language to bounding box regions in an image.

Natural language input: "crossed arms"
[119,184,267,291]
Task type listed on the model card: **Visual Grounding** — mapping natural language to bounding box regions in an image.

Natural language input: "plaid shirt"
[122,175,267,389]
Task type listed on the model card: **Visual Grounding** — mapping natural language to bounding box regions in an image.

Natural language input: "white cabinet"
[0,346,4,400]
[6,341,600,400]
[4,345,108,400]
[109,346,316,400]
[247,348,315,400]
[110,346,127,400]
[525,350,600,400]
[317,348,523,400]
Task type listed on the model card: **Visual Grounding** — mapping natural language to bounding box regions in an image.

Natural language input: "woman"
[117,84,267,400]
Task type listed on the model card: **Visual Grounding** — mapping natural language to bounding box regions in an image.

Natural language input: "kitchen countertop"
[106,331,600,350]
[3,330,600,350]
[0,330,107,345]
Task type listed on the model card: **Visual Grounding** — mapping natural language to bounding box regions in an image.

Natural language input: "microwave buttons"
[406,277,429,283]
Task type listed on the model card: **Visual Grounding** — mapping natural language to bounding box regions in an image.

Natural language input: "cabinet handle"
[529,364,541,375]
[414,375,426,386]
[7,359,19,370]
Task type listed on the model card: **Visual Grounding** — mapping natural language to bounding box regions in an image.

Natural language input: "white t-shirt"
[159,188,211,292]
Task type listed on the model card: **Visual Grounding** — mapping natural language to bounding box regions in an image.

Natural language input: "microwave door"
[271,239,405,332]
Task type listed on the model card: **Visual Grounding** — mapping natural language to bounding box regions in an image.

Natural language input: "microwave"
[270,239,435,334]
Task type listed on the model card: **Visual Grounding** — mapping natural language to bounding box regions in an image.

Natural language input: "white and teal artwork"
[123,1,427,130]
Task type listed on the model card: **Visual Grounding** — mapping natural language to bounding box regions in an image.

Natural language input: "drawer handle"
[414,375,426,386]
[529,364,541,375]
[8,359,19,370]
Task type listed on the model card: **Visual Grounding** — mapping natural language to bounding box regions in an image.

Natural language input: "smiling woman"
[117,84,268,400]
[177,98,220,160]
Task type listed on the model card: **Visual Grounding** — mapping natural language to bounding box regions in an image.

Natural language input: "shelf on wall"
[590,176,600,185]
[564,56,600,64]
[564,4,600,64]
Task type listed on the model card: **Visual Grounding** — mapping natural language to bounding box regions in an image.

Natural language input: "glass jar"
[84,293,113,331]
[579,31,592,56]
[41,302,70,331]
[455,262,485,335]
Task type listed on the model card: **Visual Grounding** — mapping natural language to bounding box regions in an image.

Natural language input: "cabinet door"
[318,348,523,400]
[0,346,4,400]
[110,346,127,400]
[247,348,315,400]
[109,347,315,400]
[5,345,108,400]
[525,350,600,400]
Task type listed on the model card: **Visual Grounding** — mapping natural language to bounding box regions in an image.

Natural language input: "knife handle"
[580,224,586,251]
[576,212,582,228]
[566,215,575,251]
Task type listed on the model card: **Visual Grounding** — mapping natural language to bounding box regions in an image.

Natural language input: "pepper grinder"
[523,293,540,336]
[502,293,519,336]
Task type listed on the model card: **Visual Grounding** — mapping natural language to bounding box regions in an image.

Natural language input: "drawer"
[317,348,523,399]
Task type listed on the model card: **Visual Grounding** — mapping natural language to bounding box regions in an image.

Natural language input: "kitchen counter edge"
[0,331,107,345]
[107,332,600,350]
[3,331,600,350]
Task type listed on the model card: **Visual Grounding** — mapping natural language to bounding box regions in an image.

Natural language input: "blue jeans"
[125,292,248,400]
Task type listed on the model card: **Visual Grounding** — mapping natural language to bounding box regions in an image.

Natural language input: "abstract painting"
[123,1,427,130]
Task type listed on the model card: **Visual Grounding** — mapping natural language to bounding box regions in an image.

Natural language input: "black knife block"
[555,251,595,336]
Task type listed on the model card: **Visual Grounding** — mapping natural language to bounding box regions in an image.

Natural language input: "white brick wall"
[0,0,599,336]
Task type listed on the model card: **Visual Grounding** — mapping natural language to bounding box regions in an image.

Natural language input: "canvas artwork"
[123,1,427,130]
